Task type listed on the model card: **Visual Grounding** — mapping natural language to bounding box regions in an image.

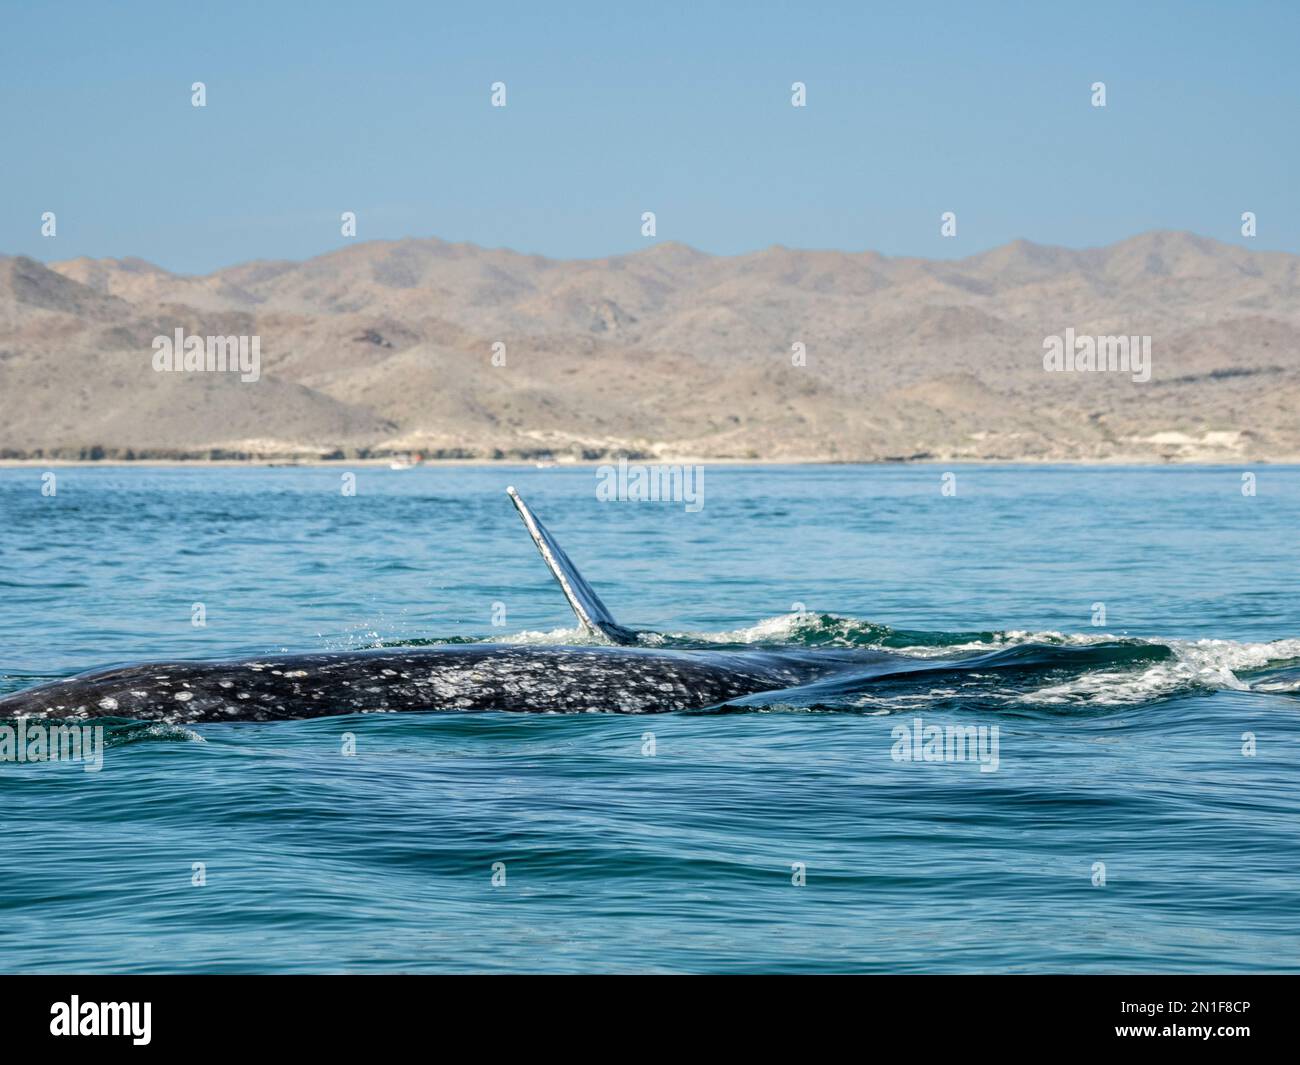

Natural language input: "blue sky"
[2,0,1296,273]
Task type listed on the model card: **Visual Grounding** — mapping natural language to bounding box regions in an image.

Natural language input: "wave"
[100,720,207,746]
[480,611,1300,712]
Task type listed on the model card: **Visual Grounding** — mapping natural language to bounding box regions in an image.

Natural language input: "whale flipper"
[507,486,639,645]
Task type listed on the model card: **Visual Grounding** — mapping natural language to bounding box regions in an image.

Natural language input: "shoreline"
[2,455,1298,469]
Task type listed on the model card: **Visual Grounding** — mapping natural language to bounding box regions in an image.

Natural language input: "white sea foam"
[684,612,821,644]
[662,613,1300,708]
[498,625,606,646]
[1018,637,1300,706]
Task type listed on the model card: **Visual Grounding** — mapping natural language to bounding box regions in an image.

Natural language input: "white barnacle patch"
[97,697,119,711]
[284,670,309,678]
[219,680,234,689]
[173,691,193,702]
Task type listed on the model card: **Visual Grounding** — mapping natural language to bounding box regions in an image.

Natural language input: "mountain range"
[1,231,1296,463]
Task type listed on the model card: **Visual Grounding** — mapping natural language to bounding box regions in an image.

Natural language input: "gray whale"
[0,489,906,724]
[0,644,903,723]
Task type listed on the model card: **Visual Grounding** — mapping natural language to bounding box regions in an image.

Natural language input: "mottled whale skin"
[0,645,894,723]
[0,489,901,724]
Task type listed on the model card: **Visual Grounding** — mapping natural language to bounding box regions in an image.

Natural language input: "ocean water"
[1,464,1298,974]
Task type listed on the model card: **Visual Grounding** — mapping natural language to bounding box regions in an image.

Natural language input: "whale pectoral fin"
[507,486,639,645]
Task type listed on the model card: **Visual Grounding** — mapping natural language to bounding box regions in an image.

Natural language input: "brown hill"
[1,231,1296,462]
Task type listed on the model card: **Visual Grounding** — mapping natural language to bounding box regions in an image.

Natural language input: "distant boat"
[389,452,424,471]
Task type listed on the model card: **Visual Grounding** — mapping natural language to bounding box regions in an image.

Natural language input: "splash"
[472,611,1300,713]
[1019,637,1300,707]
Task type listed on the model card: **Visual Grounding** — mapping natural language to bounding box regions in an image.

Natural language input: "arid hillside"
[1,231,1296,462]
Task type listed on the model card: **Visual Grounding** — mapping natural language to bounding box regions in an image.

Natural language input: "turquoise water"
[1,464,1298,973]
